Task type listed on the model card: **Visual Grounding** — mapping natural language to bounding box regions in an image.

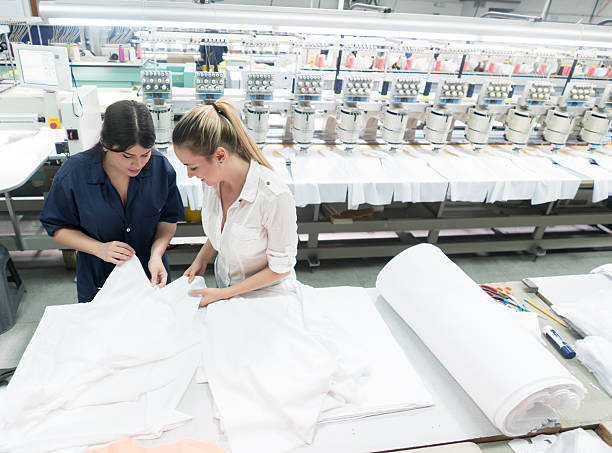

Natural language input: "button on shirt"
[40,148,184,303]
[202,160,298,289]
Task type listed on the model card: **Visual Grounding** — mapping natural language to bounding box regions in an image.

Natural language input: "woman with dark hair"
[40,100,184,303]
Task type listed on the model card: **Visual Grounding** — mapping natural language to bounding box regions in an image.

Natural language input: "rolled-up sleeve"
[40,174,80,237]
[262,191,298,274]
[159,164,185,223]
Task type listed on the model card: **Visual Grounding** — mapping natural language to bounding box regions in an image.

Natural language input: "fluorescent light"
[47,17,274,32]
[40,2,612,50]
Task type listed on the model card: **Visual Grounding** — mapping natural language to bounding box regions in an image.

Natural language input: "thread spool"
[70,44,80,62]
[118,46,127,62]
[316,54,325,68]
[346,54,355,69]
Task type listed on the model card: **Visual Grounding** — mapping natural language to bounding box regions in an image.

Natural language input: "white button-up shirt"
[202,160,298,290]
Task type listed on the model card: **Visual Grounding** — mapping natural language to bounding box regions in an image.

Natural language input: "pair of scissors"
[495,286,514,296]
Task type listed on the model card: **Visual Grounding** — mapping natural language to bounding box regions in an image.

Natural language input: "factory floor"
[1,247,612,370]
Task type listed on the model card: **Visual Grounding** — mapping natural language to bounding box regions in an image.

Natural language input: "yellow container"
[184,207,202,223]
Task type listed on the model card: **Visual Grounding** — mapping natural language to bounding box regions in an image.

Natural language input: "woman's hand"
[189,288,228,307]
[148,255,167,287]
[95,241,135,265]
[184,256,207,283]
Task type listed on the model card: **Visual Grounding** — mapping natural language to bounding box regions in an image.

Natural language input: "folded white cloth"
[0,256,205,453]
[376,244,585,436]
[201,283,434,453]
[575,336,612,397]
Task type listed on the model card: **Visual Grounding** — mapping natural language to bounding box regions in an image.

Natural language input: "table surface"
[0,128,66,193]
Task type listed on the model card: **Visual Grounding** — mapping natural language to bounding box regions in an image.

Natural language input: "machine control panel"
[390,78,421,103]
[141,70,172,98]
[294,74,323,101]
[195,71,225,101]
[342,77,375,102]
[246,73,274,101]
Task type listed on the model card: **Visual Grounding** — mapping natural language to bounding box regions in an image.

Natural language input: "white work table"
[141,284,612,452]
[0,128,67,250]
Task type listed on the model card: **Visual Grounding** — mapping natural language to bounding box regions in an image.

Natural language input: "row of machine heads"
[139,70,612,151]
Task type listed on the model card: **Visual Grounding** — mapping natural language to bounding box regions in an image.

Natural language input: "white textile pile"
[199,284,434,453]
[376,244,585,436]
[575,336,612,397]
[0,256,205,453]
[529,273,612,341]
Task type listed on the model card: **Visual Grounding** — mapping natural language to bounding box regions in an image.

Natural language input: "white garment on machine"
[503,151,581,204]
[0,256,205,453]
[376,244,585,437]
[548,154,612,202]
[290,147,349,207]
[343,148,395,209]
[383,150,449,203]
[201,283,434,453]
[424,151,496,202]
[575,336,612,397]
[166,149,205,211]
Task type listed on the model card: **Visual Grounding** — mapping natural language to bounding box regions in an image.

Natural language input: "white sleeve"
[262,191,298,274]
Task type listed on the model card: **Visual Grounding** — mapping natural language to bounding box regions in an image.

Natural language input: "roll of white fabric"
[375,244,585,436]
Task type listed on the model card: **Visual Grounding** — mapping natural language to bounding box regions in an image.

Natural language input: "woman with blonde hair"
[173,98,298,306]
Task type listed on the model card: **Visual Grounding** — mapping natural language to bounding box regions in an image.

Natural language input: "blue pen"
[543,326,576,359]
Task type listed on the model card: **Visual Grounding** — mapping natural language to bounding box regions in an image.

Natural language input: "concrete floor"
[1,247,612,370]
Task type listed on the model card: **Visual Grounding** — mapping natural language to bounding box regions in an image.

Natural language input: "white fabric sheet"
[376,244,585,436]
[548,154,612,202]
[544,428,612,453]
[201,284,434,453]
[166,149,204,210]
[502,150,581,204]
[343,148,395,209]
[575,336,612,397]
[0,256,205,453]
[290,147,349,207]
[529,274,612,341]
[168,145,591,209]
[379,149,449,203]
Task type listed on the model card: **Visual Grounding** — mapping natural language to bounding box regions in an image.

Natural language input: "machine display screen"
[17,49,60,87]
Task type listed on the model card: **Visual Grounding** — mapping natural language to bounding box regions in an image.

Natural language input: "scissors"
[495,286,514,296]
[480,285,527,312]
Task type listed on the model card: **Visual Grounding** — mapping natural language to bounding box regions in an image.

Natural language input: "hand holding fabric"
[148,255,168,287]
[189,287,227,307]
[184,256,207,283]
[96,241,135,265]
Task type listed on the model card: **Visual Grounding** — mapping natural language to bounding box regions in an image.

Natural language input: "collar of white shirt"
[235,159,260,204]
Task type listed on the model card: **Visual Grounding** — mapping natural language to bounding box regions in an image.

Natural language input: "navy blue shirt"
[40,148,184,303]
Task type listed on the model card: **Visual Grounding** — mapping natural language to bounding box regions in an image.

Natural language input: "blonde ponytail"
[172,98,272,170]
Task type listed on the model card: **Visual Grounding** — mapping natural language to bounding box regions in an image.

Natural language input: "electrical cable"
[70,65,83,118]
[590,0,601,23]
[592,0,612,21]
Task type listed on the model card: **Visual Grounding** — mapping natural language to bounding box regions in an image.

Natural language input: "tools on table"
[479,285,527,312]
